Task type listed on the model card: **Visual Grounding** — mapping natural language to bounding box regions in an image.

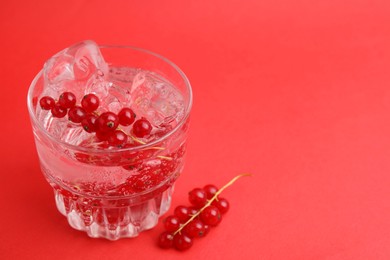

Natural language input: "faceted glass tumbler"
[27,46,192,240]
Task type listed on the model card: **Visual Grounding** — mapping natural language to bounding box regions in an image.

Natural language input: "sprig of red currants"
[158,174,251,251]
[39,91,152,147]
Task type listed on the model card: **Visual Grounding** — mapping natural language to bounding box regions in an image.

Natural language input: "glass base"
[54,186,173,240]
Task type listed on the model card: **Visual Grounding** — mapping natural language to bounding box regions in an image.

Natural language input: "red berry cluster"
[158,177,243,251]
[39,91,152,147]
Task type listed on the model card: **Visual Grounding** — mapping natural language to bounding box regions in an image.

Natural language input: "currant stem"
[130,134,146,145]
[129,134,162,148]
[127,133,171,159]
[172,173,251,236]
[157,155,173,160]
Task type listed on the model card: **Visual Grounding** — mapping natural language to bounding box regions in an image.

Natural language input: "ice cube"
[72,41,108,80]
[43,40,108,98]
[85,74,111,99]
[85,79,131,114]
[44,53,74,85]
[106,83,131,113]
[154,82,170,98]
[130,71,146,94]
[129,71,185,126]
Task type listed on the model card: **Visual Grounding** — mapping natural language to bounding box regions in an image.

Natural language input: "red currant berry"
[81,114,98,133]
[173,233,193,251]
[203,184,218,199]
[96,112,119,132]
[200,205,222,226]
[68,106,86,123]
[158,231,174,249]
[107,130,128,147]
[133,118,152,138]
[203,224,211,237]
[164,215,181,232]
[212,198,230,214]
[81,93,100,113]
[182,219,205,238]
[96,130,110,141]
[39,96,55,110]
[51,103,67,118]
[188,188,207,208]
[174,205,191,223]
[58,92,76,109]
[118,107,136,126]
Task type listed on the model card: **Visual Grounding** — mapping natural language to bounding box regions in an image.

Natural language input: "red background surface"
[1,0,390,259]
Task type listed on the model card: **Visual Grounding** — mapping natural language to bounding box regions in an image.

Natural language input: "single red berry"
[174,205,191,223]
[39,96,55,110]
[203,184,218,199]
[51,103,67,118]
[164,215,181,232]
[95,130,110,141]
[58,92,76,108]
[96,112,119,132]
[182,219,205,238]
[173,233,193,251]
[133,118,152,138]
[200,205,222,226]
[118,107,136,126]
[212,198,230,214]
[81,114,98,133]
[81,93,100,113]
[68,106,86,123]
[158,231,174,249]
[203,224,211,237]
[107,130,128,147]
[188,188,207,208]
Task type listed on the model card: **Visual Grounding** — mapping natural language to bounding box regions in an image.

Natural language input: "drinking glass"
[27,45,192,240]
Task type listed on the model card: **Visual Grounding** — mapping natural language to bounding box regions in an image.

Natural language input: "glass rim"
[27,45,193,154]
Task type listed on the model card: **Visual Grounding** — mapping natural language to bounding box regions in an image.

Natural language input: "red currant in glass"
[96,112,119,132]
[118,107,136,126]
[133,118,152,137]
[164,215,181,232]
[182,219,205,238]
[174,205,191,223]
[158,231,174,249]
[203,184,218,199]
[39,96,55,110]
[51,103,67,118]
[81,93,100,113]
[58,92,76,109]
[95,130,111,141]
[200,205,222,226]
[68,106,86,123]
[188,188,207,208]
[81,114,98,133]
[107,130,128,147]
[212,198,230,214]
[173,233,193,251]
